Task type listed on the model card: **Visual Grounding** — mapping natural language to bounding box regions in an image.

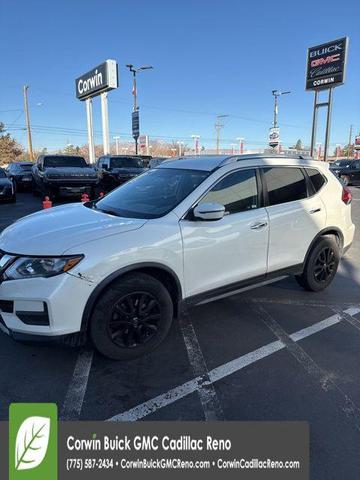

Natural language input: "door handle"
[309,207,322,214]
[250,221,268,230]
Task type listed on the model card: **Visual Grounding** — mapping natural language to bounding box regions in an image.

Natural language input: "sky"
[0,0,359,153]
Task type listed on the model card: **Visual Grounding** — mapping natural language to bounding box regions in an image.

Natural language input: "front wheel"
[295,236,340,292]
[90,273,173,360]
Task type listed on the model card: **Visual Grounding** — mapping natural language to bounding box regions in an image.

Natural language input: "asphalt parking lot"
[1,189,360,478]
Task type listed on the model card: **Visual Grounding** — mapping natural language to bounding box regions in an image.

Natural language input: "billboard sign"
[132,110,140,139]
[306,37,348,91]
[139,135,149,153]
[76,60,118,100]
[268,127,280,148]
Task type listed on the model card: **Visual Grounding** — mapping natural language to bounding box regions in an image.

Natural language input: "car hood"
[0,203,147,255]
[45,167,98,177]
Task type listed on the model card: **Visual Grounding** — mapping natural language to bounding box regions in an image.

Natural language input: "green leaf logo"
[15,416,50,471]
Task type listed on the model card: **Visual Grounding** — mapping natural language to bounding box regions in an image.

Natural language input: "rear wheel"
[295,236,340,292]
[90,273,173,360]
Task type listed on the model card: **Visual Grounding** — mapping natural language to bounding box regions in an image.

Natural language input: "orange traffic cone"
[81,193,90,203]
[43,196,52,209]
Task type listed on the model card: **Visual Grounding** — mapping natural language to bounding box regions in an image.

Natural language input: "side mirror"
[193,202,225,221]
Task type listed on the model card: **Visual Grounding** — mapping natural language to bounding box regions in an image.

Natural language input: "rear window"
[306,168,326,193]
[263,167,307,206]
[43,156,87,168]
[110,157,144,168]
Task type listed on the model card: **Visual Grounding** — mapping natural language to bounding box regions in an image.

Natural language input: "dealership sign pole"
[76,60,118,162]
[306,37,349,161]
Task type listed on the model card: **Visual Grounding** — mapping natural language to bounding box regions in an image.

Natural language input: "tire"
[90,273,174,360]
[340,175,350,187]
[295,236,340,292]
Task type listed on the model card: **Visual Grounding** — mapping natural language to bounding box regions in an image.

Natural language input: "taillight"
[342,186,352,205]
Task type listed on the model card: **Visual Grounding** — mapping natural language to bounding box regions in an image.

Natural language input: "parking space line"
[247,298,356,309]
[332,307,360,332]
[60,348,94,420]
[251,303,360,432]
[108,306,360,422]
[179,312,225,420]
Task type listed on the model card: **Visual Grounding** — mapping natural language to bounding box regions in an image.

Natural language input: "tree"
[341,144,354,158]
[294,139,303,150]
[0,122,24,165]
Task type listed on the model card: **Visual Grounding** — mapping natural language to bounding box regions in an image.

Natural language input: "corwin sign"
[76,60,118,100]
[306,37,348,91]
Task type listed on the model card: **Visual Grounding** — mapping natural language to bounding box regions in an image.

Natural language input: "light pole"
[126,64,153,155]
[191,135,200,155]
[177,141,184,156]
[215,115,229,154]
[272,90,291,128]
[236,137,244,154]
[113,136,120,155]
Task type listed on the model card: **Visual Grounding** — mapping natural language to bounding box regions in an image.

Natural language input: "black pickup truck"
[32,155,99,198]
[96,155,148,192]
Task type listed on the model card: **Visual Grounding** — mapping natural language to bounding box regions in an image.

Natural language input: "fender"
[303,226,344,267]
[80,262,183,332]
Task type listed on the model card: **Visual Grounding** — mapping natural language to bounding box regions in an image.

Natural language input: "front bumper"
[0,271,95,338]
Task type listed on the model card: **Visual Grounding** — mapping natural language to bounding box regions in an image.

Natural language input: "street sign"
[268,127,280,148]
[76,60,118,100]
[139,135,148,153]
[132,110,140,139]
[306,37,348,91]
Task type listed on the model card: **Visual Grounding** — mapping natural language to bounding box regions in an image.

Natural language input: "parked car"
[0,168,16,203]
[149,157,169,168]
[32,155,99,199]
[330,159,360,186]
[6,162,33,191]
[0,154,354,360]
[96,155,148,192]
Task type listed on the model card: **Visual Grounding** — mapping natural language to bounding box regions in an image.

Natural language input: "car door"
[263,166,326,273]
[180,168,269,298]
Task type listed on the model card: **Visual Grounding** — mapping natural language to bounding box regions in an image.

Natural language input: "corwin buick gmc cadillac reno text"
[0,155,355,359]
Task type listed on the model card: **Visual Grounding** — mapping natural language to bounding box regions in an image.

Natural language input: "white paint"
[108,306,360,422]
[61,349,94,420]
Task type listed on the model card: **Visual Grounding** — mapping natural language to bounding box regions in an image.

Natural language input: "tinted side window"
[306,168,326,193]
[199,169,258,214]
[264,167,307,206]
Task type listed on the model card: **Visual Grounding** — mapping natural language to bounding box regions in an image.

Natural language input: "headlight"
[3,255,83,280]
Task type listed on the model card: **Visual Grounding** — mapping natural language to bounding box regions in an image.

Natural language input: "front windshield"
[110,157,144,168]
[19,164,32,170]
[94,168,209,219]
[43,156,87,168]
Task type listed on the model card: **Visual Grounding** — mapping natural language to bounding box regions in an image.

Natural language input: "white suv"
[0,155,355,359]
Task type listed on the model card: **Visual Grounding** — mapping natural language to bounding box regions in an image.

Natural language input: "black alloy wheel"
[108,291,161,348]
[313,247,336,283]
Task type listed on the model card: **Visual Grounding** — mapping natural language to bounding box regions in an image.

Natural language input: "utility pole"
[126,64,153,155]
[23,85,34,161]
[113,136,120,155]
[215,115,228,154]
[347,124,353,159]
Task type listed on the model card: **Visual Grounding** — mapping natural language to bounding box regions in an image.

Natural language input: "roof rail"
[219,153,314,167]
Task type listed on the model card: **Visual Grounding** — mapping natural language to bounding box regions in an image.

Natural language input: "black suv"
[0,167,16,203]
[96,155,148,192]
[32,155,99,198]
[6,161,33,191]
[330,159,360,186]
